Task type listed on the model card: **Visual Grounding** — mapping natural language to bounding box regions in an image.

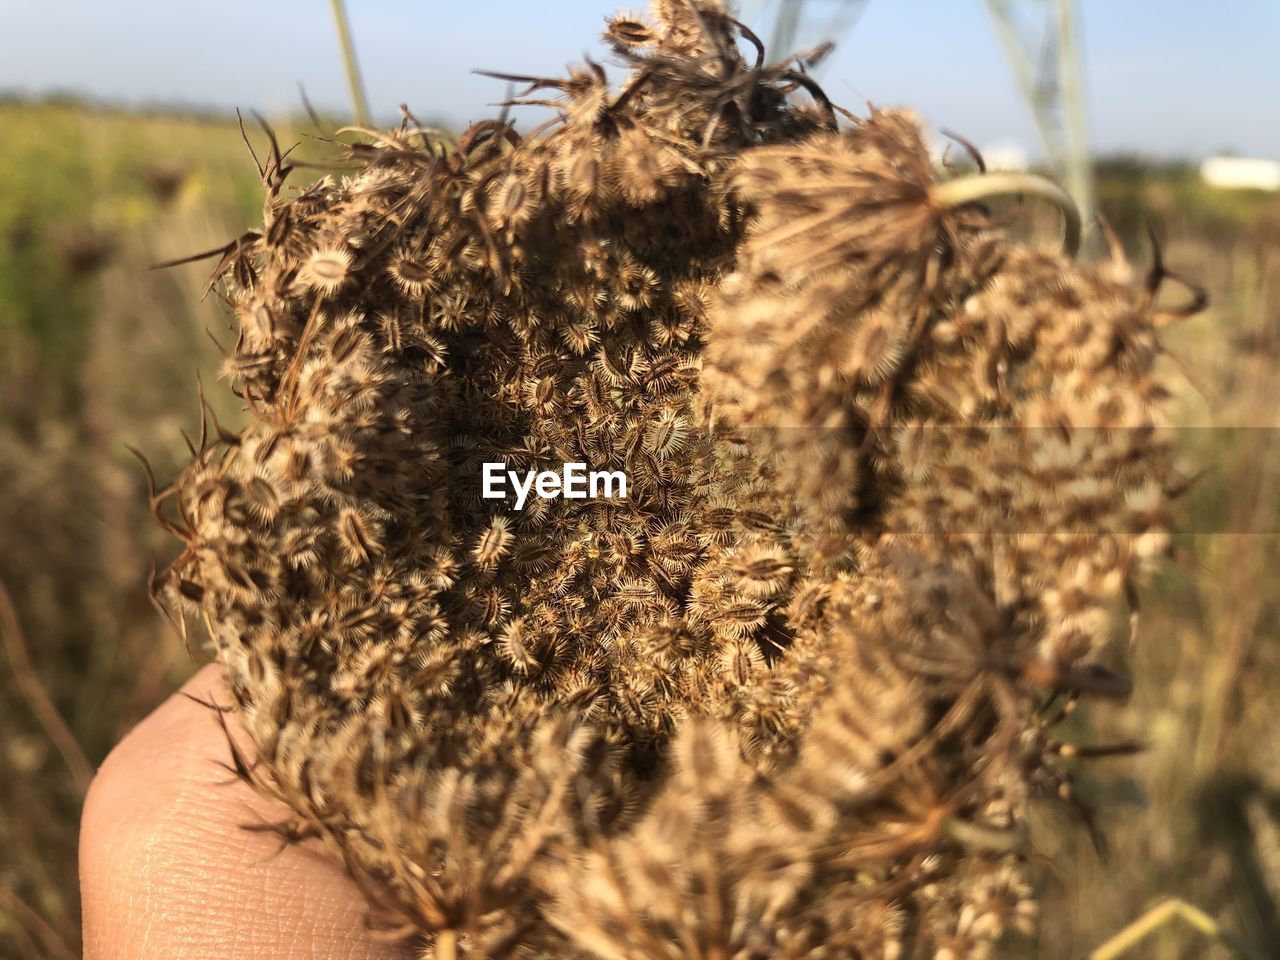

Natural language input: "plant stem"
[329,0,371,127]
[0,885,78,960]
[0,580,93,794]
[435,928,458,960]
[1089,898,1264,960]
[933,170,1082,258]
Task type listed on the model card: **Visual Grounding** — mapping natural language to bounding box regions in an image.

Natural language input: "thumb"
[80,663,413,960]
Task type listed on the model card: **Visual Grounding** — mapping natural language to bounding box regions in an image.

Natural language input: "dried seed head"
[151,4,1192,955]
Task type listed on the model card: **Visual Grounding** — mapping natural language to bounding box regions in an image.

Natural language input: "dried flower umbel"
[152,2,1193,957]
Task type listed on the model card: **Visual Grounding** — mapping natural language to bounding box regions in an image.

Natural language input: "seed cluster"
[154,2,1190,957]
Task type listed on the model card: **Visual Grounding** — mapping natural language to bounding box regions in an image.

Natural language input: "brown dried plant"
[149,2,1196,957]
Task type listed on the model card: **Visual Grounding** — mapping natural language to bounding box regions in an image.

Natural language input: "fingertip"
[80,662,411,960]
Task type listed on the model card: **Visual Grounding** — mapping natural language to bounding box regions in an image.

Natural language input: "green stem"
[329,0,371,127]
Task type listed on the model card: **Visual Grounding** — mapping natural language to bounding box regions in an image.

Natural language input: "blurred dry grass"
[1034,199,1280,959]
[0,101,1277,958]
[0,99,259,957]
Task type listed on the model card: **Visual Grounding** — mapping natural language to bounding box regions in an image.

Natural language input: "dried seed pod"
[150,2,1193,956]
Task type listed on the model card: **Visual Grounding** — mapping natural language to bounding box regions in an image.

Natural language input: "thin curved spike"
[583,56,608,85]
[1144,221,1209,322]
[150,237,238,272]
[125,444,189,540]
[730,18,765,70]
[148,556,191,657]
[236,108,265,179]
[779,69,837,130]
[251,111,290,183]
[939,128,986,173]
[1144,220,1167,297]
[1096,212,1128,267]
[195,374,210,454]
[299,83,326,132]
[204,327,229,356]
[473,69,566,95]
[611,66,656,115]
[210,703,260,785]
[180,691,236,714]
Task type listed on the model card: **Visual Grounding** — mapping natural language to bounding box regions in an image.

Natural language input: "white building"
[981,141,1031,172]
[1200,156,1280,192]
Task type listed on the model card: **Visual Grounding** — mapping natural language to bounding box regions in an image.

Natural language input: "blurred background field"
[1,7,1279,958]
[0,98,262,957]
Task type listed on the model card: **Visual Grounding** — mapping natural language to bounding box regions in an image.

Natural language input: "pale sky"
[1,0,1276,160]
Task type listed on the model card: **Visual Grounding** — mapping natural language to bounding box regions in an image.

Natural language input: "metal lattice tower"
[741,0,1095,233]
[740,0,870,65]
[982,0,1094,235]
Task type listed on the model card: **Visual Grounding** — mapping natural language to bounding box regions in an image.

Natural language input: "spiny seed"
[643,409,688,462]
[844,309,907,386]
[337,507,378,566]
[491,174,533,227]
[300,245,352,293]
[473,515,514,571]
[387,252,432,295]
[605,14,654,47]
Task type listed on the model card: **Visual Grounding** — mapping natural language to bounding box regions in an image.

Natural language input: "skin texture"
[80,664,411,960]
